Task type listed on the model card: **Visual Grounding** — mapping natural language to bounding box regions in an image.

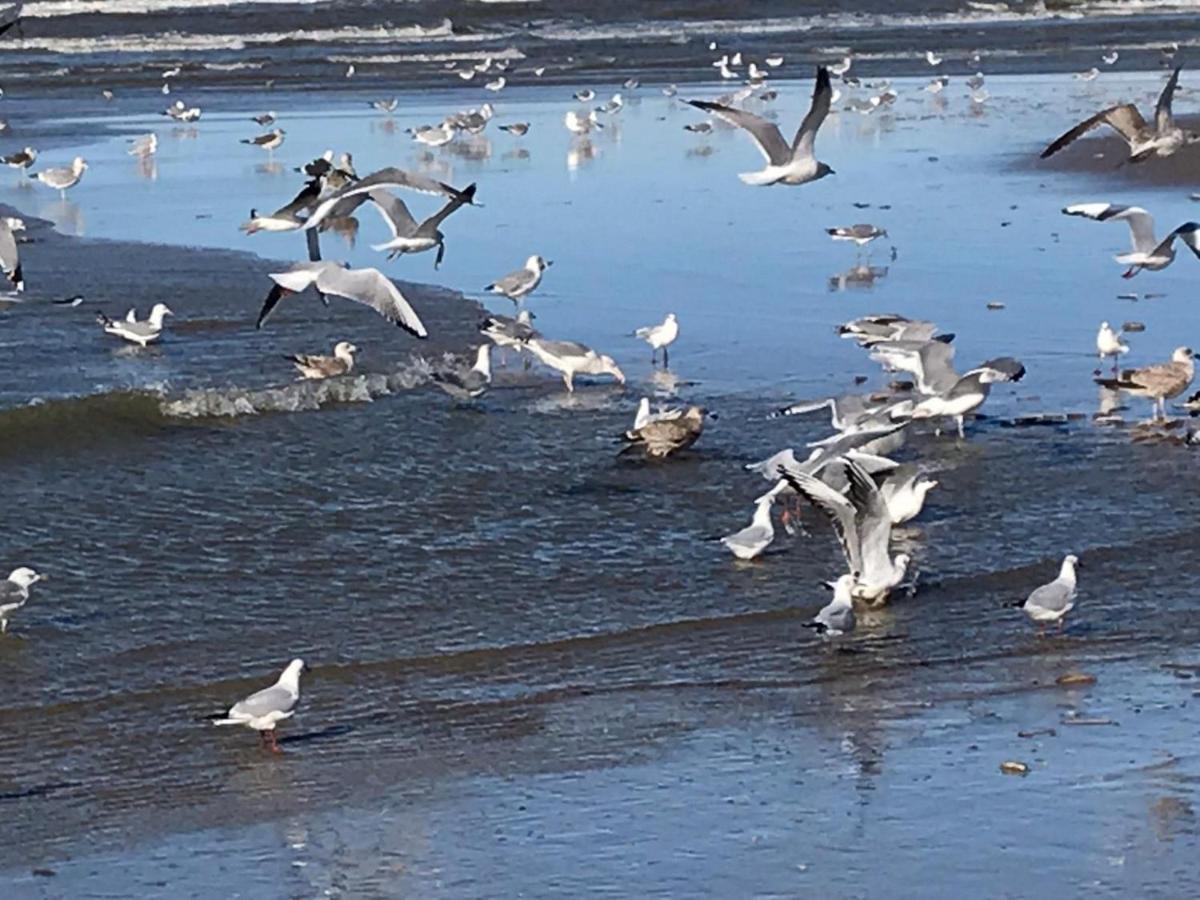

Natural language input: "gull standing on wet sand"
[1096,321,1129,372]
[1096,346,1195,420]
[526,337,624,392]
[1017,555,1079,635]
[97,302,173,347]
[1,567,44,634]
[485,255,551,304]
[686,65,833,186]
[211,659,308,753]
[1041,67,1199,163]
[719,495,775,560]
[634,313,679,366]
[287,340,357,380]
[827,224,887,248]
[804,574,857,639]
[431,345,492,400]
[0,216,24,292]
[34,156,87,200]
[1062,204,1200,278]
[242,128,285,154]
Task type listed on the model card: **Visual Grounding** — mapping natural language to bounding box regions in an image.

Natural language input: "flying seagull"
[366,183,476,266]
[211,659,308,753]
[1062,203,1200,277]
[687,65,833,186]
[1041,67,1199,163]
[0,567,44,635]
[1096,345,1194,420]
[287,340,357,380]
[257,261,428,337]
[1016,555,1079,635]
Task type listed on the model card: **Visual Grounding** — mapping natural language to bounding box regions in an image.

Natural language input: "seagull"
[1096,321,1129,372]
[1096,346,1195,420]
[1041,67,1198,162]
[1075,67,1100,82]
[827,224,887,247]
[162,100,201,122]
[445,103,494,134]
[876,464,938,525]
[925,50,943,66]
[1061,203,1200,277]
[34,156,87,200]
[778,458,910,606]
[830,56,852,76]
[687,65,833,186]
[242,128,285,153]
[257,261,428,337]
[485,76,506,92]
[909,358,1026,438]
[766,56,784,67]
[97,303,173,347]
[126,133,157,158]
[0,567,44,634]
[526,338,625,392]
[370,97,398,113]
[409,123,455,147]
[251,111,277,126]
[1017,555,1079,635]
[564,110,602,134]
[479,309,538,359]
[211,659,308,753]
[573,89,595,102]
[365,184,476,267]
[431,345,492,400]
[286,340,357,380]
[719,495,775,560]
[0,216,23,292]
[804,574,857,638]
[485,255,551,304]
[498,122,530,136]
[837,313,948,346]
[633,313,679,366]
[595,92,624,115]
[924,76,950,94]
[2,146,35,177]
[966,72,985,91]
[1102,51,1119,66]
[620,406,705,458]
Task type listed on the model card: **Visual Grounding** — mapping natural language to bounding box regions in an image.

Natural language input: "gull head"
[3,217,24,232]
[1186,131,1200,146]
[516,309,535,325]
[1063,553,1080,571]
[280,658,309,686]
[916,477,939,498]
[7,567,42,588]
[1172,346,1195,363]
[71,156,88,173]
[333,341,358,359]
[527,254,551,272]
[815,162,835,180]
[150,302,174,319]
[598,354,625,384]
[832,573,856,601]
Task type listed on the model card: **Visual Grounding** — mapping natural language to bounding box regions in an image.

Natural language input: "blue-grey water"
[1,70,1200,897]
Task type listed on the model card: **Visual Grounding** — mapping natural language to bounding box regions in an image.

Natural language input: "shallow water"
[2,73,1200,895]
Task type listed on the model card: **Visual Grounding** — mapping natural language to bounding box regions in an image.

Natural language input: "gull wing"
[424,183,477,230]
[1026,578,1073,613]
[1156,66,1181,132]
[229,684,296,720]
[776,465,863,573]
[1158,222,1200,261]
[313,265,428,338]
[792,65,832,158]
[686,100,790,165]
[843,459,894,583]
[1121,359,1189,393]
[1040,104,1146,158]
[367,189,418,238]
[304,168,469,232]
[1063,203,1157,254]
[531,338,592,358]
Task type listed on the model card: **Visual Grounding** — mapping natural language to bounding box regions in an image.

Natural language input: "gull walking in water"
[242,128,285,155]
[2,147,36,179]
[431,345,492,400]
[485,255,551,304]
[1096,321,1129,373]
[127,133,157,158]
[633,313,679,366]
[1096,346,1194,420]
[211,659,308,753]
[719,495,775,560]
[526,337,624,392]
[366,183,477,267]
[287,340,357,380]
[1,567,44,635]
[0,216,24,292]
[620,405,705,458]
[1062,203,1200,277]
[827,224,887,248]
[97,302,173,347]
[779,458,911,606]
[1017,555,1079,635]
[34,156,87,200]
[257,261,428,337]
[804,574,857,639]
[1041,67,1199,163]
[687,65,833,186]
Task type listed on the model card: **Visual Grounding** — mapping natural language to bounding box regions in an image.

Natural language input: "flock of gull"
[3,45,1198,751]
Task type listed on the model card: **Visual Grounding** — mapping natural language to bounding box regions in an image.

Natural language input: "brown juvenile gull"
[1041,67,1199,163]
[620,405,705,458]
[687,65,833,186]
[1096,345,1195,420]
[211,659,308,754]
[257,261,428,338]
[287,340,357,380]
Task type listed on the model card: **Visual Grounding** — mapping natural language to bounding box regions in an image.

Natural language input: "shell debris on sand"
[1000,761,1030,776]
[1056,671,1097,687]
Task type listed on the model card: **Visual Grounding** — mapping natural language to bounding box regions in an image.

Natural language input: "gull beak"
[302,662,312,674]
[545,259,554,267]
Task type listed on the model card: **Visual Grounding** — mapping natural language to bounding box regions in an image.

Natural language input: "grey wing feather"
[304,168,461,232]
[843,459,893,576]
[792,66,832,156]
[229,684,296,719]
[367,189,418,237]
[315,267,429,338]
[534,339,592,357]
[1027,580,1073,612]
[776,466,862,572]
[1156,67,1180,131]
[686,100,790,165]
[1041,104,1145,158]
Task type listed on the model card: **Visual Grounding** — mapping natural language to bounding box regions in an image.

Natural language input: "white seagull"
[97,302,173,347]
[804,574,857,639]
[1017,555,1079,635]
[287,340,357,380]
[257,261,428,337]
[35,156,88,200]
[1096,321,1129,372]
[485,255,551,304]
[0,567,44,634]
[366,183,477,267]
[526,338,625,392]
[719,495,776,560]
[633,313,679,366]
[687,65,834,186]
[1062,203,1200,277]
[212,658,308,753]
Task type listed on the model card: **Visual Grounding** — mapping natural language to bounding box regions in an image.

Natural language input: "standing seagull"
[827,224,888,248]
[0,216,24,292]
[1041,67,1199,163]
[1062,203,1200,277]
[34,156,87,200]
[1096,321,1129,373]
[778,458,911,606]
[719,495,776,560]
[1096,346,1195,420]
[287,340,357,380]
[366,183,477,267]
[257,261,428,337]
[686,65,833,186]
[485,255,551,304]
[1017,555,1079,635]
[804,574,857,639]
[0,567,44,635]
[2,146,36,178]
[211,659,308,753]
[242,128,285,154]
[431,345,492,400]
[526,338,624,392]
[633,313,679,366]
